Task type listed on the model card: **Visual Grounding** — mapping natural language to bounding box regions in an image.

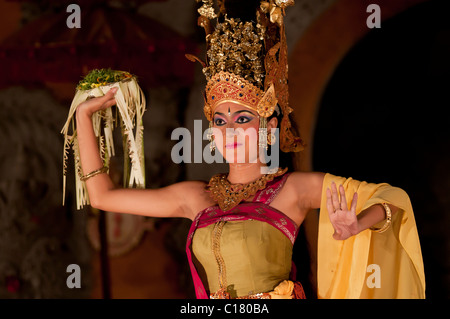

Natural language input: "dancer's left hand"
[326,182,359,240]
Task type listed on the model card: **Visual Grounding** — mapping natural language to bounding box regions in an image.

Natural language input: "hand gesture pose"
[76,87,118,117]
[326,182,359,240]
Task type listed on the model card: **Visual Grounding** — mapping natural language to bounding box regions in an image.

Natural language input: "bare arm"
[356,202,398,233]
[75,88,202,219]
[292,172,398,240]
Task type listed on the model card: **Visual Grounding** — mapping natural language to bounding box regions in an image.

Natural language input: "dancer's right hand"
[76,87,118,117]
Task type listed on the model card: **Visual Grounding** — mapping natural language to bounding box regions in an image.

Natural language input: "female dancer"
[73,0,425,299]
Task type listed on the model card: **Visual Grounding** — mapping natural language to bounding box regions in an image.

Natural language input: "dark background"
[313,0,450,299]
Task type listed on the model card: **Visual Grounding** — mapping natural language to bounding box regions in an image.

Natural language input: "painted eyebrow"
[214,110,255,116]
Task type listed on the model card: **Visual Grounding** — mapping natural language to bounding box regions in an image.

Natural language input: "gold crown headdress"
[187,0,304,152]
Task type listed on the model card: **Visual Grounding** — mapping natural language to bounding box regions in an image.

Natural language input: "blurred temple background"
[0,0,448,299]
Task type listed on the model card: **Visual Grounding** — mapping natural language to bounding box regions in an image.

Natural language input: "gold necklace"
[206,167,287,211]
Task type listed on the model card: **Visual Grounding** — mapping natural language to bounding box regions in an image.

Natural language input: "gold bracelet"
[370,202,392,233]
[80,166,108,181]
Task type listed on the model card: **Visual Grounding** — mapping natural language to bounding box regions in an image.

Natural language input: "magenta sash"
[185,173,299,299]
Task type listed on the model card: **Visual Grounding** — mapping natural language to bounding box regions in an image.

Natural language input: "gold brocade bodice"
[191,220,292,298]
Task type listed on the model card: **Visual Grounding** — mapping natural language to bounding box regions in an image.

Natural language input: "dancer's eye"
[214,118,226,126]
[236,116,252,124]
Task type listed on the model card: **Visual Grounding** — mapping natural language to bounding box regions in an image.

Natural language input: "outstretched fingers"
[330,182,341,211]
[326,182,359,240]
[339,184,348,211]
[350,192,358,213]
[326,187,335,215]
[327,182,358,214]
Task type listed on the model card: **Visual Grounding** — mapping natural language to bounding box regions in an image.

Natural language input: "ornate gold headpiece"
[203,71,277,121]
[187,0,304,153]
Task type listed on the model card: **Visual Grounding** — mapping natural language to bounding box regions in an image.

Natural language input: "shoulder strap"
[253,172,290,205]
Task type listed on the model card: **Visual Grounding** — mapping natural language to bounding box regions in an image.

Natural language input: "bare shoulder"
[285,171,326,209]
[286,171,325,189]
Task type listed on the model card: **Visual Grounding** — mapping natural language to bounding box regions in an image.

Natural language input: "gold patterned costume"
[187,173,306,299]
[186,0,425,299]
[185,2,307,298]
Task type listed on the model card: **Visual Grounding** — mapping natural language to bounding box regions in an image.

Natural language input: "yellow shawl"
[317,173,425,299]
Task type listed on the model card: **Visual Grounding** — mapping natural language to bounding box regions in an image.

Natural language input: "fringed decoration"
[61,70,146,209]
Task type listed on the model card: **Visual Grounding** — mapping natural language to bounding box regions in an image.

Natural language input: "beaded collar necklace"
[206,167,287,211]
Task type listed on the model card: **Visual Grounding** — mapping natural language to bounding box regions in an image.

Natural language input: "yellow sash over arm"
[317,173,425,299]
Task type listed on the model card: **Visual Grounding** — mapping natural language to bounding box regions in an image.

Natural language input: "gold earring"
[258,117,268,150]
[268,131,276,145]
[208,120,215,152]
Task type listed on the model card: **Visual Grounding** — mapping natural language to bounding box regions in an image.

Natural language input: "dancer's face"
[212,102,276,164]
